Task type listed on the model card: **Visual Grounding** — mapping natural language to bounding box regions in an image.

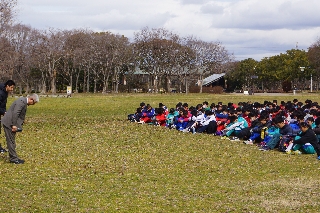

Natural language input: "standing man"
[1,93,39,164]
[0,80,15,153]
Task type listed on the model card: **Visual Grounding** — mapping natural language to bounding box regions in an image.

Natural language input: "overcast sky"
[17,0,320,61]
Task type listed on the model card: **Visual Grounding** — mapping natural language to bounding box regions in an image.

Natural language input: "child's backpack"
[260,127,268,140]
[278,135,293,152]
[290,123,300,136]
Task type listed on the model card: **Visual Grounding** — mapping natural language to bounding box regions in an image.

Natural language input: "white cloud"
[16,0,320,61]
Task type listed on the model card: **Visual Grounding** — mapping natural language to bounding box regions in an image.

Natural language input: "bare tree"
[134,27,181,92]
[185,36,233,93]
[0,0,17,80]
[0,36,15,80]
[0,0,17,36]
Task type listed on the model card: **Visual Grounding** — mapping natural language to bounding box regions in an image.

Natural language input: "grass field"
[1,93,320,212]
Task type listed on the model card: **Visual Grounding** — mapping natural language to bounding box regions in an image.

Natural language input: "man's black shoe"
[0,147,7,153]
[10,159,25,164]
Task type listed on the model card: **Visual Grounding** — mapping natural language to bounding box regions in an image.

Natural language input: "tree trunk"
[87,66,90,93]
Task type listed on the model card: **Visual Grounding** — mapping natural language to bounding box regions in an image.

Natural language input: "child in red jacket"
[154,108,166,126]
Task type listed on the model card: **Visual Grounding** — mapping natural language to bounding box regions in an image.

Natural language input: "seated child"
[259,116,293,151]
[243,114,271,145]
[286,122,320,160]
[176,109,191,131]
[166,108,177,129]
[221,115,246,141]
[215,106,229,135]
[153,108,166,126]
[138,104,155,124]
[195,110,217,134]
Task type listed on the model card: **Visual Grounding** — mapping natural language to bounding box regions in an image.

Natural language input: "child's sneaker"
[286,150,292,155]
[292,150,302,155]
[259,145,271,151]
[286,150,302,155]
[182,128,189,133]
[215,131,222,136]
[257,141,266,147]
[243,139,253,145]
[317,156,320,160]
[229,136,240,141]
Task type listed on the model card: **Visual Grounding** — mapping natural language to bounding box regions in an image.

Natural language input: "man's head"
[4,80,15,93]
[27,94,39,105]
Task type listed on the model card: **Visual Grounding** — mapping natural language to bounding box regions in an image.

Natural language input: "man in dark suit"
[1,93,39,164]
[0,80,15,153]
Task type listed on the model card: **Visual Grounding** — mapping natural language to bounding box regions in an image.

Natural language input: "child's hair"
[155,108,164,114]
[169,108,175,114]
[196,104,203,110]
[228,115,238,123]
[296,115,305,122]
[182,109,189,116]
[310,109,318,115]
[236,107,242,113]
[299,122,310,128]
[205,110,213,116]
[136,107,142,113]
[274,115,284,124]
[190,109,198,117]
[229,109,236,115]
[306,117,314,122]
[203,101,208,105]
[258,114,268,121]
[248,112,257,118]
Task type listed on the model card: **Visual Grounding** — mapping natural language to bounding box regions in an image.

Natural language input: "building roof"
[202,73,226,86]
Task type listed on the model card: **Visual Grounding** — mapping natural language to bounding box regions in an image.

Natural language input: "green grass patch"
[1,93,320,212]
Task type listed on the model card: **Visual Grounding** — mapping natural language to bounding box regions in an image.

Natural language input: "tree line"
[227,46,320,93]
[0,1,233,94]
[1,0,320,94]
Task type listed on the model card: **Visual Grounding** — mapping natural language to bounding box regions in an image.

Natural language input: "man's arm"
[0,93,6,115]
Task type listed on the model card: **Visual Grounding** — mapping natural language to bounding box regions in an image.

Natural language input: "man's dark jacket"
[0,83,8,116]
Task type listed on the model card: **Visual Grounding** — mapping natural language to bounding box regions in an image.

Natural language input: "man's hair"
[28,93,39,103]
[5,80,15,87]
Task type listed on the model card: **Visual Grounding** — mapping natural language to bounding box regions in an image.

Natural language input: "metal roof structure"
[202,73,226,86]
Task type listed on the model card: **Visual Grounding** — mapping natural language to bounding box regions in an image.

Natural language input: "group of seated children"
[128,99,320,160]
